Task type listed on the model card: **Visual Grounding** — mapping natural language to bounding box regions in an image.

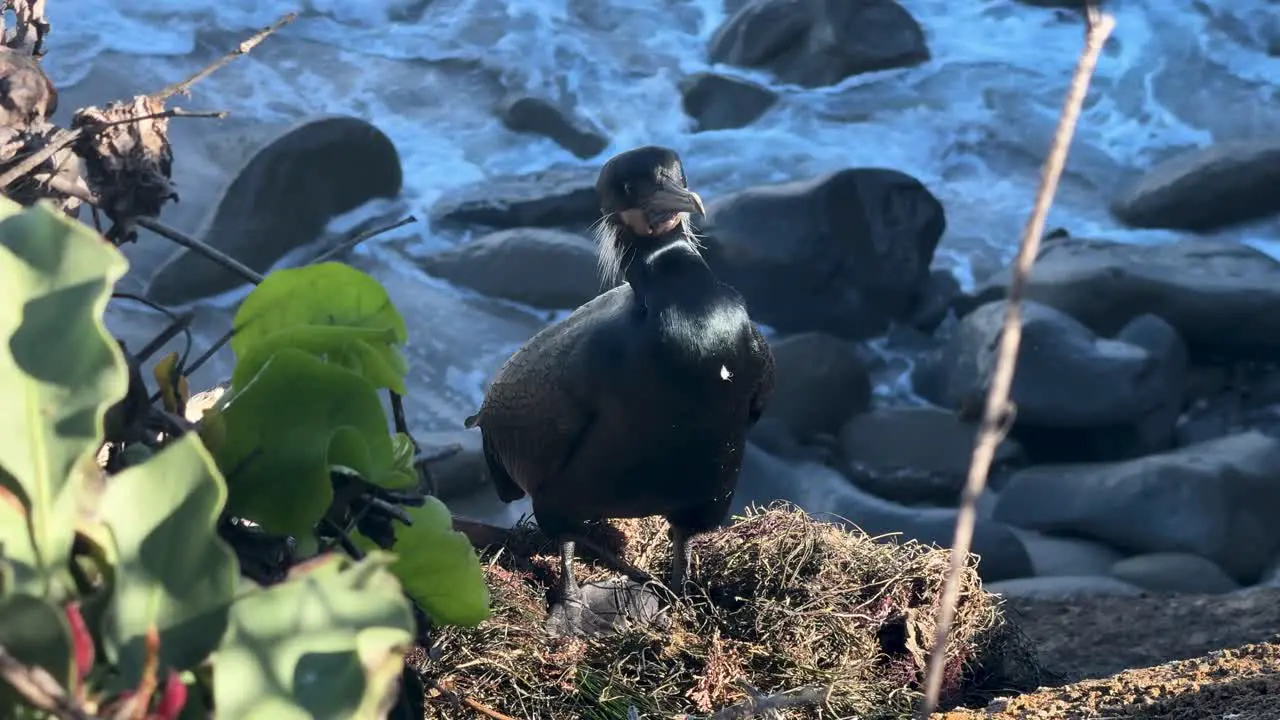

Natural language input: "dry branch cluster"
[0,1,290,245]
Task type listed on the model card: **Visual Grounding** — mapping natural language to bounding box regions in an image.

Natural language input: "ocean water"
[41,0,1280,405]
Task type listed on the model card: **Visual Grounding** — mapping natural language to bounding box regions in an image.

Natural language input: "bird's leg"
[668,526,690,595]
[569,533,656,585]
[558,539,583,605]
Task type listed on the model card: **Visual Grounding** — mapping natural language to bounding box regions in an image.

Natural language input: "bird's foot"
[546,583,588,637]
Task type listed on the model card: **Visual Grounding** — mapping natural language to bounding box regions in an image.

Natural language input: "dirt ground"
[937,586,1280,719]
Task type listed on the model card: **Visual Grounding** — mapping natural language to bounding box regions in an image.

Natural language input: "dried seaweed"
[419,504,1043,719]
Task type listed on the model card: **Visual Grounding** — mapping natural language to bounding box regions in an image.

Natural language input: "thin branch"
[0,645,97,720]
[0,126,85,189]
[135,216,265,285]
[99,108,228,126]
[426,678,519,720]
[366,496,414,525]
[386,389,412,435]
[110,293,195,363]
[311,215,418,264]
[151,13,298,102]
[183,327,233,377]
[321,518,365,560]
[915,4,1117,718]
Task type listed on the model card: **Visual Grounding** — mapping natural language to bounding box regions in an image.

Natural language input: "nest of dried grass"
[417,503,1042,719]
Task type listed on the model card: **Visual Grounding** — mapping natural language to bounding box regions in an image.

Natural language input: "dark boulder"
[708,0,929,88]
[1110,138,1280,233]
[144,115,403,306]
[429,165,599,232]
[680,72,779,132]
[969,234,1280,361]
[700,168,945,339]
[499,95,609,160]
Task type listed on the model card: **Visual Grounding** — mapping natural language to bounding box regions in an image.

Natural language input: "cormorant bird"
[465,146,775,623]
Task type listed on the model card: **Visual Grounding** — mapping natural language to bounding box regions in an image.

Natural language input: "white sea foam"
[48,0,1280,401]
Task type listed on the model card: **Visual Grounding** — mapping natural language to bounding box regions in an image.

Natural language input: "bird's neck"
[621,228,716,302]
[621,228,749,365]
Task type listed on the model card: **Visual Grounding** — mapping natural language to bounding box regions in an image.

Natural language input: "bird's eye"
[622,182,632,196]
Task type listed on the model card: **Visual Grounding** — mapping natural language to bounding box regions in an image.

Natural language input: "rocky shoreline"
[57,1,1280,715]
[82,0,1280,602]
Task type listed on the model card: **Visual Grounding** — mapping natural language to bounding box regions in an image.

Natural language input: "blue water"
[47,0,1280,401]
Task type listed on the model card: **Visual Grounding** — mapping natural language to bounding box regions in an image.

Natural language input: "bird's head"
[593,145,705,285]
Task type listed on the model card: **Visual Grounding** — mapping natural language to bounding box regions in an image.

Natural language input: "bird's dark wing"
[747,322,775,427]
[466,289,628,499]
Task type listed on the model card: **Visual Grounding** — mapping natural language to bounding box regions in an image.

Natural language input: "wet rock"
[1012,530,1123,578]
[680,72,779,132]
[993,431,1280,583]
[1110,138,1280,233]
[908,268,962,333]
[765,332,871,440]
[417,429,482,499]
[430,165,599,231]
[985,576,1146,600]
[969,234,1280,361]
[416,228,601,309]
[747,416,811,460]
[839,406,1024,505]
[1175,363,1280,447]
[733,444,1032,581]
[499,95,609,160]
[1110,553,1240,595]
[708,0,929,88]
[916,300,1187,462]
[144,115,403,305]
[1011,0,1090,8]
[701,168,945,339]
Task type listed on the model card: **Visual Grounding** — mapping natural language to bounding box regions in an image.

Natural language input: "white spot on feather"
[720,365,733,381]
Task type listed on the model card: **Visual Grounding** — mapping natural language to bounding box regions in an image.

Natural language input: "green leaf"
[200,349,415,538]
[354,497,489,627]
[100,434,239,685]
[231,325,408,394]
[212,552,415,720]
[0,198,129,597]
[0,594,74,708]
[230,263,408,393]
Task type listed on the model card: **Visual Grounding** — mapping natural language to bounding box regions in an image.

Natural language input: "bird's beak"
[643,184,706,218]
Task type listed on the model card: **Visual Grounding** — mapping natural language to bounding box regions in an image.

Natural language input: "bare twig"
[151,13,298,102]
[183,327,233,377]
[915,4,1117,718]
[311,215,418,264]
[0,111,224,191]
[0,644,97,720]
[321,518,365,560]
[135,216,265,285]
[389,391,413,439]
[100,108,228,126]
[427,678,520,720]
[110,294,194,363]
[0,126,85,189]
[698,682,829,720]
